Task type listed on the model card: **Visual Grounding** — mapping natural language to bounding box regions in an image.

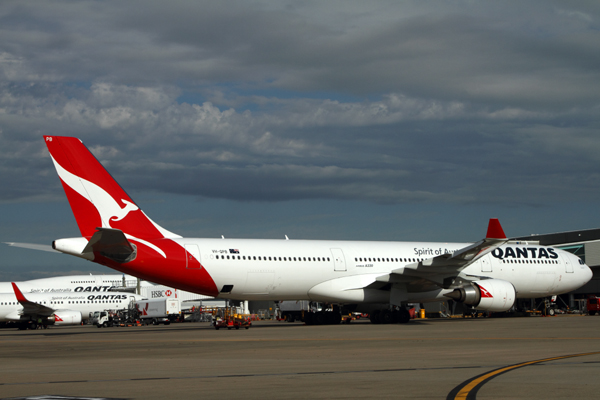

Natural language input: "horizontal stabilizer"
[4,242,56,252]
[83,228,136,263]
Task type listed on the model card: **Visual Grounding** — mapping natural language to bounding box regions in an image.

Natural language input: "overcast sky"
[1,1,599,281]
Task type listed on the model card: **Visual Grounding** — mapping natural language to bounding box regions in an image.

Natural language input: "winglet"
[11,282,27,303]
[486,218,506,239]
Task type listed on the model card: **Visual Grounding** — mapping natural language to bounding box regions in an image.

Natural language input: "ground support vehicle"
[92,311,116,328]
[587,296,600,315]
[212,307,251,330]
[136,298,181,325]
[278,300,310,322]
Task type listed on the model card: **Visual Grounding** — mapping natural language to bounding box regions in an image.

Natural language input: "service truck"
[92,311,114,328]
[587,296,600,315]
[136,298,181,325]
[278,300,311,322]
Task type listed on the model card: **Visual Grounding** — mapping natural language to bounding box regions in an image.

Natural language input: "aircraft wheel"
[314,312,326,325]
[548,308,555,316]
[397,308,411,324]
[332,312,342,325]
[304,312,313,325]
[380,310,393,324]
[369,310,381,324]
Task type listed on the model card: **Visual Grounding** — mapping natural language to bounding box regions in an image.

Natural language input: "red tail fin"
[486,218,507,240]
[44,136,179,240]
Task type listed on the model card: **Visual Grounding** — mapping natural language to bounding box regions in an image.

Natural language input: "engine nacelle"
[446,279,516,312]
[48,310,83,326]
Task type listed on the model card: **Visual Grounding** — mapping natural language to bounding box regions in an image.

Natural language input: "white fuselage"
[0,274,151,295]
[0,291,142,322]
[175,238,591,303]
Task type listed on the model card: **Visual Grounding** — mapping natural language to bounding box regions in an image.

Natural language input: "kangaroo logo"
[479,286,493,298]
[50,155,139,229]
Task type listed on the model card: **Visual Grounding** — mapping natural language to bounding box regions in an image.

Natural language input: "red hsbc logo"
[165,290,172,296]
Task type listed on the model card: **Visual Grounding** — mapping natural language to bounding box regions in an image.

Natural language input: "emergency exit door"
[330,248,346,272]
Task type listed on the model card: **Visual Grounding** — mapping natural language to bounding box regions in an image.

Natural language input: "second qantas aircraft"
[43,136,592,324]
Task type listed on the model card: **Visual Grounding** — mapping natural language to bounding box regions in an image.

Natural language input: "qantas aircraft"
[42,136,592,324]
[0,282,142,329]
[0,274,151,294]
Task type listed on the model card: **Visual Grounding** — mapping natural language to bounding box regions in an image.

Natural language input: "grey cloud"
[0,1,599,209]
[1,1,599,108]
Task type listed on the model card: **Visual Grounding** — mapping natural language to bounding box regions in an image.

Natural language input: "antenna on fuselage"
[285,235,289,240]
[221,235,225,239]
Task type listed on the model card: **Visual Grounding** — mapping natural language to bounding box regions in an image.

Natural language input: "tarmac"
[1,315,599,399]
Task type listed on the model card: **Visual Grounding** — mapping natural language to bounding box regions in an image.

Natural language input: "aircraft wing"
[11,283,55,317]
[374,219,508,290]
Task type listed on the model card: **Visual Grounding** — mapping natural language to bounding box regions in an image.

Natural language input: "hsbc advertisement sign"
[149,287,177,299]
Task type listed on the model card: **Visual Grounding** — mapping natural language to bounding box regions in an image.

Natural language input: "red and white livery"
[43,136,593,323]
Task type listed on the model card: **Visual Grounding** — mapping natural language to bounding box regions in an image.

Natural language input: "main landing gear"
[369,308,411,324]
[303,310,342,325]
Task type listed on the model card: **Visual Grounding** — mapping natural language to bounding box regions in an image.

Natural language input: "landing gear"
[369,310,381,324]
[304,311,342,326]
[369,307,411,324]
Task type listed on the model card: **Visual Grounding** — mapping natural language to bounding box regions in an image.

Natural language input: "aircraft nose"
[584,264,593,284]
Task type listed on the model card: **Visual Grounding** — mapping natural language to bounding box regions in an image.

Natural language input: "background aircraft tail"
[44,136,179,240]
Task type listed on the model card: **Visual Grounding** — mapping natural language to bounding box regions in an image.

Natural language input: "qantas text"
[491,247,558,260]
[87,294,129,300]
[74,286,115,292]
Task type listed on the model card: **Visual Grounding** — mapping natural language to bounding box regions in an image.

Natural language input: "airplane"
[0,273,153,294]
[42,135,593,324]
[0,282,143,330]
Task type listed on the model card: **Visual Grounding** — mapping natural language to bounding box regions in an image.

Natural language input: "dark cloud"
[0,1,599,209]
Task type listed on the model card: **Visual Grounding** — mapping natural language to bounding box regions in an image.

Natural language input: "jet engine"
[47,310,83,326]
[446,279,516,312]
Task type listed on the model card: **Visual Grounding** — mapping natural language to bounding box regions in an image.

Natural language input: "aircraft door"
[480,255,492,273]
[330,248,346,272]
[185,244,202,269]
[561,253,574,273]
